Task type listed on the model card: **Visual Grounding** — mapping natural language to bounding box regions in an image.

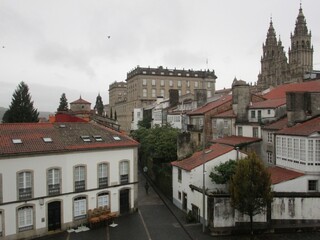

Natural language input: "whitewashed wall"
[0,147,137,239]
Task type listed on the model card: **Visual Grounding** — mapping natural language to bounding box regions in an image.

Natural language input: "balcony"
[19,188,32,200]
[187,124,203,132]
[120,174,129,184]
[75,180,85,192]
[99,177,108,188]
[48,184,60,196]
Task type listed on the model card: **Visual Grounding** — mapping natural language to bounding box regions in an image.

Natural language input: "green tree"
[229,152,273,236]
[94,93,104,116]
[57,93,69,111]
[209,159,237,184]
[2,81,39,123]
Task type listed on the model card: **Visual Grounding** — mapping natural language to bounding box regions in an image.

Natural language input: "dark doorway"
[48,201,61,231]
[120,189,130,215]
[182,192,187,211]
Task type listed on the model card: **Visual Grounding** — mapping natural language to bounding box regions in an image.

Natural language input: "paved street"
[36,171,320,240]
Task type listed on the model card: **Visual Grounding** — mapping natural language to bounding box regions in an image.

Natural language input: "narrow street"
[37,172,320,240]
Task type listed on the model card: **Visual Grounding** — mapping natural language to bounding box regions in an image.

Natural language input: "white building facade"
[0,122,139,239]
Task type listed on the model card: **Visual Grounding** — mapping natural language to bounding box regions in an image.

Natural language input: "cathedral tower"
[288,5,313,83]
[257,19,289,91]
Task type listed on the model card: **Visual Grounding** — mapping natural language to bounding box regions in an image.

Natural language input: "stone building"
[257,5,314,91]
[109,66,217,132]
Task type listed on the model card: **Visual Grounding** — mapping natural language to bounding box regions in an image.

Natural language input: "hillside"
[0,107,52,122]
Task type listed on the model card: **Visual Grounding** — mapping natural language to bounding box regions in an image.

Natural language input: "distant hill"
[0,107,53,122]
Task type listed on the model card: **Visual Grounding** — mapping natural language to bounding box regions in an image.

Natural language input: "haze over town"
[1,0,320,112]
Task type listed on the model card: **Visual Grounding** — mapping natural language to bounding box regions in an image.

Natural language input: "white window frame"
[97,192,110,208]
[142,79,147,86]
[152,79,156,86]
[152,89,156,98]
[143,89,147,97]
[74,196,87,219]
[18,206,33,232]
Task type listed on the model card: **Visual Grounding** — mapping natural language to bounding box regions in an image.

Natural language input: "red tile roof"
[211,135,261,147]
[212,109,236,118]
[0,122,138,157]
[263,80,320,99]
[171,144,234,171]
[249,98,286,109]
[262,117,288,131]
[267,166,304,185]
[277,116,320,136]
[188,95,232,115]
[70,97,91,104]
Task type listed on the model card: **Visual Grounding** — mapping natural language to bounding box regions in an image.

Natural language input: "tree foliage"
[229,152,273,235]
[209,159,237,184]
[94,93,104,116]
[130,124,179,163]
[57,93,69,112]
[2,81,39,123]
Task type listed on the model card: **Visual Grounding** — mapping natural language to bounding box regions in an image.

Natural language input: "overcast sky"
[1,0,319,112]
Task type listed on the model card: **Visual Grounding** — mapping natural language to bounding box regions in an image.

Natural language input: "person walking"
[145,181,149,195]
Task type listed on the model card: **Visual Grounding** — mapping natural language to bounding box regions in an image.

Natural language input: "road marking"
[138,209,152,240]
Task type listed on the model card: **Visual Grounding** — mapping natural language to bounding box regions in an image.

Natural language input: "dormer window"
[81,136,91,142]
[12,139,22,144]
[43,137,53,143]
[93,135,103,142]
[113,136,121,141]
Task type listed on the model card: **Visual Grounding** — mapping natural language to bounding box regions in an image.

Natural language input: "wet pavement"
[35,171,320,240]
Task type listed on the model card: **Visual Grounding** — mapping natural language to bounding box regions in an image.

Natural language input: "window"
[300,139,306,161]
[143,89,147,97]
[152,89,156,98]
[212,120,217,129]
[178,90,181,96]
[18,171,32,200]
[238,126,243,136]
[316,140,320,164]
[251,111,256,118]
[308,180,318,191]
[142,79,147,86]
[97,192,109,208]
[223,120,228,128]
[267,132,273,143]
[120,161,129,184]
[152,79,156,86]
[74,196,87,220]
[18,206,33,232]
[207,90,212,98]
[308,139,314,163]
[267,109,271,115]
[48,168,60,196]
[160,89,165,97]
[98,163,108,188]
[287,138,293,158]
[195,81,198,88]
[253,127,259,138]
[0,174,2,203]
[187,81,190,87]
[74,166,86,192]
[267,152,273,164]
[207,82,211,88]
[177,80,181,87]
[12,138,22,144]
[178,169,182,182]
[178,191,181,200]
[160,80,164,86]
[43,137,53,143]
[169,80,173,87]
[293,139,299,159]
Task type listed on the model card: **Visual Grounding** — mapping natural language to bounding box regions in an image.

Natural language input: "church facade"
[257,5,313,91]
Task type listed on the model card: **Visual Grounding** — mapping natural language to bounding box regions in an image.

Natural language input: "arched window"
[47,168,61,195]
[17,206,33,232]
[98,163,108,188]
[119,161,129,184]
[73,196,87,220]
[17,171,32,200]
[74,166,86,192]
[97,192,110,208]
